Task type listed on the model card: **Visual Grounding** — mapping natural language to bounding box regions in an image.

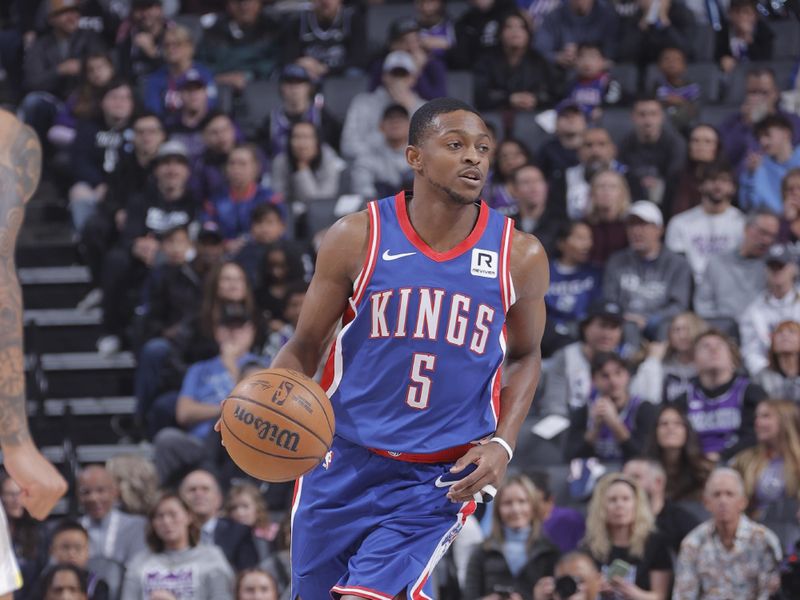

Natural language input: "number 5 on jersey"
[407,353,436,410]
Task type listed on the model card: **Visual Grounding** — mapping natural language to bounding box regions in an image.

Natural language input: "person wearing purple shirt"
[415,0,456,60]
[530,473,587,553]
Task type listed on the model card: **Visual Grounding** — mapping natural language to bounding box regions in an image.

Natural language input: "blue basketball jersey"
[321,191,516,454]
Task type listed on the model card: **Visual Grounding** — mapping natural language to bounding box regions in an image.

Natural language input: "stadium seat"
[321,74,370,122]
[366,3,416,52]
[599,107,634,145]
[447,1,470,19]
[771,20,800,60]
[723,60,796,105]
[692,24,716,63]
[88,556,125,600]
[512,111,552,155]
[479,110,507,139]
[445,70,474,104]
[173,14,204,44]
[697,104,737,127]
[610,63,639,98]
[644,62,722,104]
[237,80,281,138]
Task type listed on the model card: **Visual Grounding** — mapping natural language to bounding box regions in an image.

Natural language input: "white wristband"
[489,436,513,462]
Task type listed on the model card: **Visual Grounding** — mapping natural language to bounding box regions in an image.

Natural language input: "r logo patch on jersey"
[470,249,498,279]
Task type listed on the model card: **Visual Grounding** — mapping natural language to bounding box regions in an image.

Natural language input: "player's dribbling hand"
[446,442,508,503]
[3,440,67,520]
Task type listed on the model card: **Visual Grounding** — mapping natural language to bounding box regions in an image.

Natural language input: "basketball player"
[223,98,548,599]
[0,109,69,597]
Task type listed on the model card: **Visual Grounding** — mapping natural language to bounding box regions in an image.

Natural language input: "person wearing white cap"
[341,50,425,160]
[604,200,693,347]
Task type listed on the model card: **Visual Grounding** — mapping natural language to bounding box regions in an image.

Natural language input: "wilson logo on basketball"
[232,404,300,452]
[271,381,294,406]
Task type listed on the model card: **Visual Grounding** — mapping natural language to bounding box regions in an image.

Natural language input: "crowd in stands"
[4,0,800,597]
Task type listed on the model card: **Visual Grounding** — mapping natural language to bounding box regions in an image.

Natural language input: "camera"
[555,575,579,599]
[492,585,515,599]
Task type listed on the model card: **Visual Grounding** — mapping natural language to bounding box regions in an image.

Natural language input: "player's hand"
[213,399,227,444]
[3,439,67,520]
[446,442,508,503]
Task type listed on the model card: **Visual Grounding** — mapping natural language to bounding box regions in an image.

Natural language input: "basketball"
[220,368,335,482]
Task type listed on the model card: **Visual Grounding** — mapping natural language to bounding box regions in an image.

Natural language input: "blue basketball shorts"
[290,435,476,600]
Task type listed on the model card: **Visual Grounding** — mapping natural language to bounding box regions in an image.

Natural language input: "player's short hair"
[408,97,483,147]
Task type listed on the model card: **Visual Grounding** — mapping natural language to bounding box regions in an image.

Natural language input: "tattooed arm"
[0,110,67,519]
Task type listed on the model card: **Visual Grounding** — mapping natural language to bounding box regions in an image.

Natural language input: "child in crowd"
[42,520,110,600]
[653,46,701,135]
[567,44,624,123]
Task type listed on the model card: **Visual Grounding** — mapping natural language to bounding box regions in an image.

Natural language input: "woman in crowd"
[236,569,280,600]
[270,122,345,209]
[121,492,234,600]
[731,398,800,520]
[586,169,630,267]
[582,474,672,600]
[463,475,560,600]
[779,168,800,243]
[645,404,713,502]
[543,220,603,357]
[632,312,708,405]
[485,138,532,213]
[754,320,800,403]
[105,454,159,515]
[225,483,278,562]
[42,564,90,600]
[670,124,722,219]
[255,242,307,324]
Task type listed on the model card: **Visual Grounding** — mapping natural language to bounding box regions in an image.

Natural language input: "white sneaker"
[97,335,120,356]
[77,288,103,311]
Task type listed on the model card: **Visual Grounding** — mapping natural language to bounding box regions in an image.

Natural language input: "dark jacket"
[105,151,154,216]
[196,12,281,80]
[70,117,133,187]
[281,7,367,75]
[115,18,168,81]
[462,535,560,600]
[23,29,104,95]
[714,18,774,64]
[447,0,516,69]
[534,0,619,61]
[474,47,561,110]
[122,183,197,247]
[212,517,259,571]
[142,261,204,340]
[615,2,697,65]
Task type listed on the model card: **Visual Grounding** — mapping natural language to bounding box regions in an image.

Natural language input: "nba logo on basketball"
[271,381,294,406]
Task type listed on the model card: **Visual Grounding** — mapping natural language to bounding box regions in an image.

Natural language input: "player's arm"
[269,211,369,376]
[448,230,549,502]
[0,110,67,519]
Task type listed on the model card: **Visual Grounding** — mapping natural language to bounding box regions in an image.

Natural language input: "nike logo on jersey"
[382,250,417,261]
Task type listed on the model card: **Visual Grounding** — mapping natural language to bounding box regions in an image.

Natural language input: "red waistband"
[368,443,475,464]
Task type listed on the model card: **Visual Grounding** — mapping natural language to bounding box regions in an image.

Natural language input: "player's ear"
[406,144,423,172]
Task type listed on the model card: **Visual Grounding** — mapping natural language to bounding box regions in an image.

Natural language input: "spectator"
[604,200,692,345]
[567,352,658,463]
[48,49,116,149]
[45,521,110,600]
[255,242,308,322]
[197,0,280,92]
[236,569,279,600]
[0,474,41,592]
[351,104,414,201]
[652,46,700,136]
[581,474,672,599]
[530,475,586,555]
[340,51,424,160]
[281,0,367,79]
[510,165,563,248]
[20,0,103,139]
[683,0,731,26]
[449,0,516,69]
[165,70,215,160]
[665,163,745,283]
[235,204,289,286]
[553,127,623,222]
[262,281,308,362]
[143,24,216,119]
[565,43,625,123]
[368,17,447,101]
[754,320,800,403]
[116,0,169,81]
[537,102,586,181]
[473,10,560,112]
[204,143,279,248]
[415,0,456,60]
[586,169,631,267]
[41,564,90,600]
[179,470,260,571]
[623,458,701,554]
[780,168,800,243]
[68,79,135,233]
[739,243,800,374]
[740,114,800,213]
[259,516,291,596]
[225,483,278,562]
[672,468,781,600]
[671,124,722,219]
[486,139,531,213]
[540,300,624,417]
[618,96,687,209]
[463,474,560,600]
[152,309,260,480]
[258,64,341,159]
[719,67,800,172]
[532,552,602,600]
[674,329,765,460]
[270,122,345,208]
[105,454,159,516]
[616,0,696,67]
[644,404,714,502]
[121,491,234,600]
[715,0,774,74]
[534,0,618,69]
[76,465,147,565]
[632,312,708,405]
[731,398,800,519]
[694,208,779,323]
[192,111,240,202]
[544,220,602,357]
